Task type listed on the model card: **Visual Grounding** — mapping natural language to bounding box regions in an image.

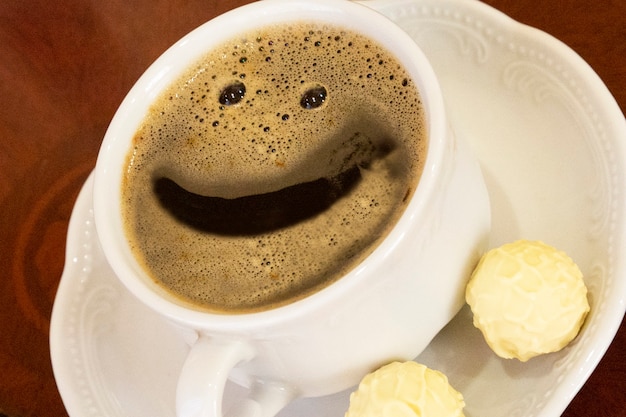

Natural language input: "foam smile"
[154,164,362,236]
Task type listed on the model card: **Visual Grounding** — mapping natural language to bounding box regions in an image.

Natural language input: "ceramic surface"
[50,0,626,416]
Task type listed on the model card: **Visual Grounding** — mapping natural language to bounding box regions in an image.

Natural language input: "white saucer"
[50,0,626,416]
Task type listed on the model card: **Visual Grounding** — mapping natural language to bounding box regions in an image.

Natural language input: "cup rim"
[93,0,447,330]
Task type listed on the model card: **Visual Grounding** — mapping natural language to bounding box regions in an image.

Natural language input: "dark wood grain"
[0,1,623,416]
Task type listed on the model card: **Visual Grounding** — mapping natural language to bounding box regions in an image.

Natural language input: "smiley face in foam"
[121,22,427,312]
[146,23,425,199]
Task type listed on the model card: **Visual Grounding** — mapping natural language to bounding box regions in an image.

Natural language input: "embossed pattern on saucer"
[50,1,626,416]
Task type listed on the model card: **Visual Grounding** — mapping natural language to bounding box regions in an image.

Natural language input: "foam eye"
[219,81,246,105]
[300,85,327,109]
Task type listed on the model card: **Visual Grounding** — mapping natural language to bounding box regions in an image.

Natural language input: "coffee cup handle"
[176,335,296,417]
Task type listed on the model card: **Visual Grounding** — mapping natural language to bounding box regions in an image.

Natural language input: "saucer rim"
[366,0,626,415]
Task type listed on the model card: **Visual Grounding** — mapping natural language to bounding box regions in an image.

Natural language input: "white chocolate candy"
[345,361,465,417]
[466,240,590,362]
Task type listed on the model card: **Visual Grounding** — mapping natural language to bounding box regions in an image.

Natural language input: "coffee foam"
[122,22,426,313]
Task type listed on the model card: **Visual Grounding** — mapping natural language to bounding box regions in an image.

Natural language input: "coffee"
[121,22,426,313]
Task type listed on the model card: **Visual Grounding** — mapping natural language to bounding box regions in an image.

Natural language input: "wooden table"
[0,1,624,416]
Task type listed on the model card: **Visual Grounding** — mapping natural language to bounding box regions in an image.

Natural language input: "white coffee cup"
[93,1,491,416]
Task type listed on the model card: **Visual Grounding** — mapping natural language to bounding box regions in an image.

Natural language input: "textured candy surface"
[345,361,465,417]
[466,240,590,362]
